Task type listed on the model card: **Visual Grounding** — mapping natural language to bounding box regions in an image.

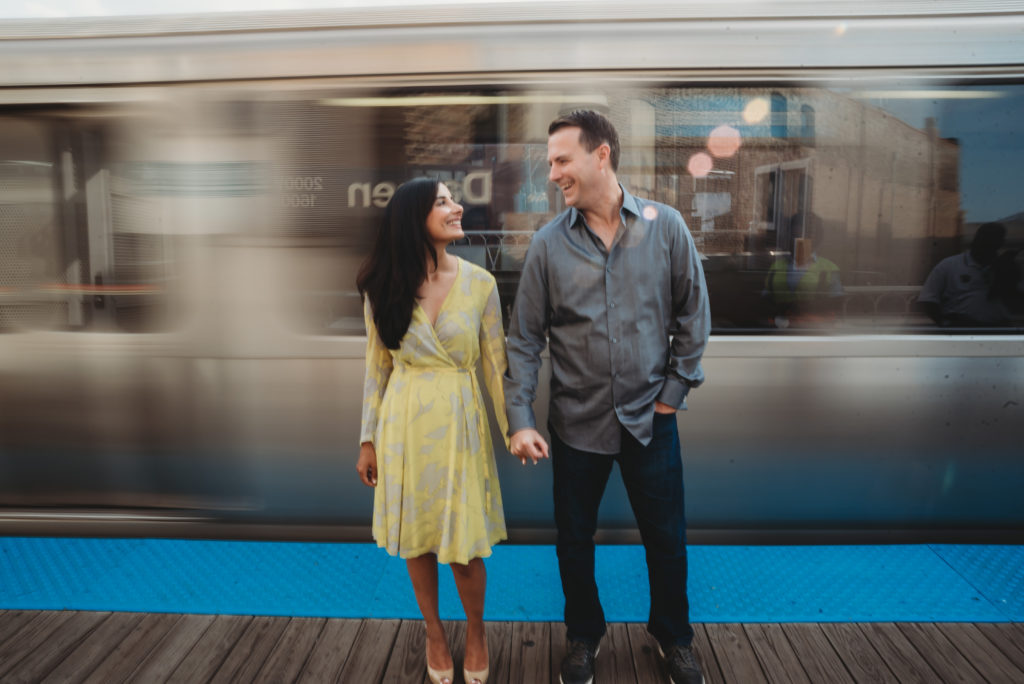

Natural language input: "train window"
[8,83,1021,336]
[269,83,1022,335]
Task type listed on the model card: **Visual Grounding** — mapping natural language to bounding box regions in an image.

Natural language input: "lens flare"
[687,152,713,178]
[707,124,741,158]
[743,98,769,124]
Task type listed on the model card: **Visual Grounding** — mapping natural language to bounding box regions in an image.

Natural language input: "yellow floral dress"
[360,258,510,564]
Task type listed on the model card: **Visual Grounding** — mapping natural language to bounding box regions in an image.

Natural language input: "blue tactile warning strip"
[0,539,1020,622]
[929,544,1024,620]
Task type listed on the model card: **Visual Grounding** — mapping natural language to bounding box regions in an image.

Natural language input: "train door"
[0,115,73,331]
[0,110,174,333]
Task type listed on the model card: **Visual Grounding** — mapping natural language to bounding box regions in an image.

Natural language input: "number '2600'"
[283,176,323,191]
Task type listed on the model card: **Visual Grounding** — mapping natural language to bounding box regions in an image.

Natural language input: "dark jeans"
[551,412,693,650]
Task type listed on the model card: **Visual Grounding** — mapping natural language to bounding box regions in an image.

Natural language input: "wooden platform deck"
[1,611,1022,683]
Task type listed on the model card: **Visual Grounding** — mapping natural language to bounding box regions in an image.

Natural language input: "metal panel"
[3,10,1024,87]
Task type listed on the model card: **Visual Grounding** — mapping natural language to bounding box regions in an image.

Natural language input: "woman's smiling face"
[424,183,464,246]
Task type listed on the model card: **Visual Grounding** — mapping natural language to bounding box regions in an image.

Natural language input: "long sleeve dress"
[360,258,510,565]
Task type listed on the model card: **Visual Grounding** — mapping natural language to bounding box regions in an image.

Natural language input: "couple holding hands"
[356,110,710,684]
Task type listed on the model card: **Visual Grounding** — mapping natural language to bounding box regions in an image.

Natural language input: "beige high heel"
[426,631,453,684]
[464,638,489,684]
[427,664,454,684]
[463,665,489,684]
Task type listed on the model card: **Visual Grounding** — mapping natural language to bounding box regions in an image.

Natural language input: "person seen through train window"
[356,178,510,684]
[763,212,843,329]
[504,110,710,684]
[918,222,1014,327]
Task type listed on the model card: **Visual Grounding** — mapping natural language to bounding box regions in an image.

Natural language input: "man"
[918,222,1012,327]
[504,110,710,684]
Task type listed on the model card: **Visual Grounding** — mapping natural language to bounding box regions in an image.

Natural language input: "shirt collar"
[568,184,640,228]
[964,250,985,269]
[619,185,641,218]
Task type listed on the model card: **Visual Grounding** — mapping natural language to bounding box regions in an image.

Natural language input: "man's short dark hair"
[972,222,1006,251]
[549,109,620,172]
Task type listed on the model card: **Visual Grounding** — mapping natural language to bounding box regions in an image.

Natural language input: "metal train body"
[1,1,1022,542]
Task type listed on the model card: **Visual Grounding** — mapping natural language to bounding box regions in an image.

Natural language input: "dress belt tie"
[394,364,470,374]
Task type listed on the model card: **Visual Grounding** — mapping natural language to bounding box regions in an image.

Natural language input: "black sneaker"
[559,639,600,684]
[658,644,704,684]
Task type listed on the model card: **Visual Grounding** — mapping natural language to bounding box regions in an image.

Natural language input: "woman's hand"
[357,442,378,487]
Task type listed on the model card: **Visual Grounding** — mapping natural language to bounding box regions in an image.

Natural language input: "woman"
[355,177,508,684]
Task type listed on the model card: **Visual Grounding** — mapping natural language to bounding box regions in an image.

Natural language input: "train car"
[1,1,1022,543]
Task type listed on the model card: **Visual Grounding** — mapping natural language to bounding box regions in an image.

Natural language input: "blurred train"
[1,1,1023,543]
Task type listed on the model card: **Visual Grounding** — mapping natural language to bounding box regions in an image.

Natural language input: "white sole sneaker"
[558,677,592,684]
[558,645,600,684]
[657,645,705,684]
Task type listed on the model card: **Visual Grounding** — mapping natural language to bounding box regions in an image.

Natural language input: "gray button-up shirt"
[504,186,711,454]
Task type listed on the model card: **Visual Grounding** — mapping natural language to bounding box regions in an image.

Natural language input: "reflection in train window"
[270,84,1022,335]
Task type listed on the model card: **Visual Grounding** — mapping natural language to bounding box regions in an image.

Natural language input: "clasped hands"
[509,428,549,465]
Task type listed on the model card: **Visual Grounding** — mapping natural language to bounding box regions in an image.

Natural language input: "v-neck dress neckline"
[418,256,461,330]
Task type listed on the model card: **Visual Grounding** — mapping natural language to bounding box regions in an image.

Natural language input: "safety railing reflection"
[450,230,537,272]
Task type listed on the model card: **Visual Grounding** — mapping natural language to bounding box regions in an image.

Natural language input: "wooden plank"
[296,618,363,683]
[126,613,217,683]
[208,615,288,682]
[703,623,768,684]
[0,611,77,680]
[508,621,550,684]
[897,622,986,683]
[484,621,513,684]
[743,623,812,684]
[19,614,1024,684]
[381,620,429,684]
[595,622,636,683]
[166,614,252,683]
[549,621,566,684]
[692,623,727,684]
[82,613,183,683]
[41,612,145,684]
[936,623,1024,683]
[855,623,941,684]
[973,623,1024,673]
[625,622,664,684]
[336,619,401,683]
[0,610,39,647]
[820,623,897,684]
[780,624,854,684]
[3,610,109,684]
[254,617,327,682]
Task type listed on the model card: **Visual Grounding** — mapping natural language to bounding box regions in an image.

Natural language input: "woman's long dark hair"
[356,177,440,349]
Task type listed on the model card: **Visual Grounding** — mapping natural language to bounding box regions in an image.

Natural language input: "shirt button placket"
[607,259,619,408]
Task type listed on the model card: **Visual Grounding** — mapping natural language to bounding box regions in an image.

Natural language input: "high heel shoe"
[464,626,489,684]
[426,632,453,684]
[427,664,454,684]
[463,665,489,684]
